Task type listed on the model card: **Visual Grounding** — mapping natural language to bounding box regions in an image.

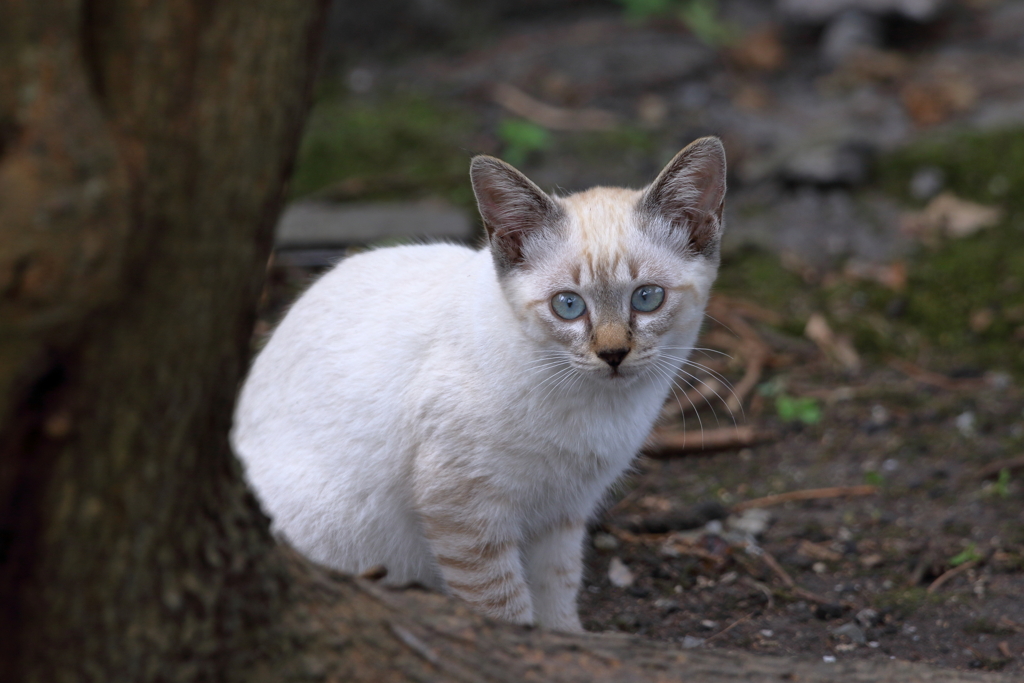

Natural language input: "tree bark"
[0,1,325,680]
[0,2,1014,682]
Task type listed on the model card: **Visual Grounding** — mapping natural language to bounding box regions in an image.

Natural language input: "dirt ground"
[579,308,1024,674]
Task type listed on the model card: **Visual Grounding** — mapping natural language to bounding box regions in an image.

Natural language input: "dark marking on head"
[570,262,582,285]
[627,257,640,281]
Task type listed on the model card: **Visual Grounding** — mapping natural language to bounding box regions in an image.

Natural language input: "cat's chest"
[416,364,663,471]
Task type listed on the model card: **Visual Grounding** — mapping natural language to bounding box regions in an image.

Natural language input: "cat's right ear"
[470,155,561,272]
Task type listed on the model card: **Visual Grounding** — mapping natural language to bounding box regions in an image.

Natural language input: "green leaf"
[678,0,739,47]
[613,0,677,22]
[994,467,1011,498]
[498,119,550,167]
[775,395,822,425]
[864,471,884,487]
[949,544,982,567]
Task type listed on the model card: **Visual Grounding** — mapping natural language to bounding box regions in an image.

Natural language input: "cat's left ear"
[470,155,561,272]
[641,136,727,257]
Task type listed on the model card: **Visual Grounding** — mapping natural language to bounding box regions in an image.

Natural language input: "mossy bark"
[0,2,1017,682]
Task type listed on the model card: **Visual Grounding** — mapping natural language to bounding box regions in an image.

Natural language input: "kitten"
[232,136,726,632]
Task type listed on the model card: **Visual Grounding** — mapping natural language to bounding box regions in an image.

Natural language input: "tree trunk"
[0,2,1014,682]
[0,1,325,680]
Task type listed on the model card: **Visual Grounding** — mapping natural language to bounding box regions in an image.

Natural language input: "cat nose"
[597,348,630,368]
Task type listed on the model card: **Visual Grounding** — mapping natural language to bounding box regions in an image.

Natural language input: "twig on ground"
[731,485,877,513]
[390,622,442,667]
[741,576,775,609]
[605,474,656,517]
[702,612,755,645]
[927,558,981,594]
[729,350,767,412]
[705,298,773,412]
[645,426,775,457]
[759,549,796,588]
[492,83,618,131]
[757,549,850,607]
[889,357,984,390]
[710,295,784,326]
[976,454,1024,480]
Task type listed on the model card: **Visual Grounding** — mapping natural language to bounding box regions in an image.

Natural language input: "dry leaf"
[901,69,977,127]
[902,192,1003,241]
[732,83,772,112]
[729,25,786,72]
[969,308,995,333]
[843,260,907,292]
[797,539,842,563]
[493,83,618,131]
[805,313,861,373]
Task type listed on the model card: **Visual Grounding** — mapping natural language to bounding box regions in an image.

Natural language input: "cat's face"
[471,137,727,384]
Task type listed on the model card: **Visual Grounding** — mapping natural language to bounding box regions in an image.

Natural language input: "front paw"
[537,612,583,633]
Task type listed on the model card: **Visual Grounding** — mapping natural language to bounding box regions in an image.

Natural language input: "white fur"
[232,139,725,631]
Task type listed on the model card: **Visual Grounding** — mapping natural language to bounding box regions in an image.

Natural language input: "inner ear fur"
[641,136,727,256]
[470,155,561,271]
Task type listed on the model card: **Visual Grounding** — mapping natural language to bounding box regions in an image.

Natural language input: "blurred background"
[272,0,1024,380]
[265,0,1024,670]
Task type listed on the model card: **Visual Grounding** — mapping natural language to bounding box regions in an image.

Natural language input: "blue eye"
[631,285,665,312]
[551,292,587,320]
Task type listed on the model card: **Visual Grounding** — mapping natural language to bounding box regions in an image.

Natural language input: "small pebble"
[654,598,680,613]
[955,411,976,437]
[682,635,705,649]
[856,608,880,629]
[608,557,635,588]
[823,655,837,663]
[592,532,619,551]
[832,621,866,644]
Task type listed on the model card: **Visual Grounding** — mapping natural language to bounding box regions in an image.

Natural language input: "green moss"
[715,246,809,327]
[877,126,1024,211]
[855,126,1024,375]
[290,94,477,207]
[874,586,935,617]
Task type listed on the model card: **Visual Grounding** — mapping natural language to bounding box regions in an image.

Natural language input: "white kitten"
[232,137,727,632]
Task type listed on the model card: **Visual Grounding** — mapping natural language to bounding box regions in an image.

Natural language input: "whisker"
[654,359,704,446]
[660,354,747,422]
[702,312,739,338]
[660,354,737,391]
[648,361,687,434]
[660,346,734,361]
[529,366,575,398]
[671,364,738,428]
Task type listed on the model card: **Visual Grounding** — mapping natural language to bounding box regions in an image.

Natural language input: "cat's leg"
[523,519,586,632]
[419,507,534,625]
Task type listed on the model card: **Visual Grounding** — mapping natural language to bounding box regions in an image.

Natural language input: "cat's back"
[237,241,480,428]
[290,242,479,332]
